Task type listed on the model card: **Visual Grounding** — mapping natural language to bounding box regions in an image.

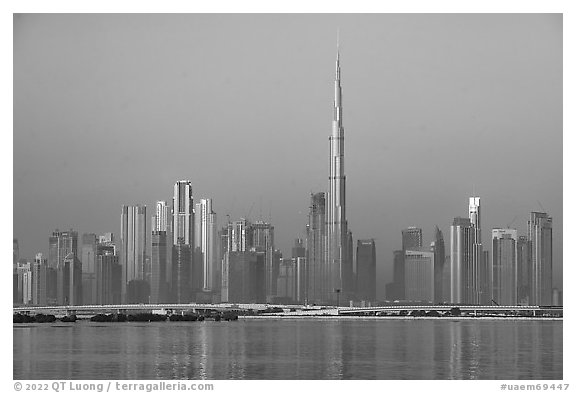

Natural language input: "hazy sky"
[13,14,562,296]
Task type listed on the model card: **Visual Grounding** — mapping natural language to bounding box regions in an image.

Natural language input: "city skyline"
[13,14,563,297]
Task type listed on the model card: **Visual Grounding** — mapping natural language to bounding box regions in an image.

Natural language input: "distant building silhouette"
[385,250,405,301]
[252,221,275,302]
[356,239,376,302]
[81,233,98,305]
[221,251,265,303]
[431,226,445,303]
[276,257,296,302]
[150,228,169,304]
[95,247,121,305]
[516,235,531,305]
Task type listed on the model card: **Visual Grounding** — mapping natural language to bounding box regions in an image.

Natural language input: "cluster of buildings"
[12,46,559,308]
[11,185,377,307]
[384,197,557,306]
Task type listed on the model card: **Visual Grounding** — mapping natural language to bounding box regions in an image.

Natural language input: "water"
[13,318,562,380]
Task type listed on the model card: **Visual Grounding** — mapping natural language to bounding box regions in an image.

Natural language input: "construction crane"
[506,216,517,229]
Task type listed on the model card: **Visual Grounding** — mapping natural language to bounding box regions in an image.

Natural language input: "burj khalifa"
[326,41,353,303]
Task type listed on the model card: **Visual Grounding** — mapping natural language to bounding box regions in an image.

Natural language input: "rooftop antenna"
[537,200,546,213]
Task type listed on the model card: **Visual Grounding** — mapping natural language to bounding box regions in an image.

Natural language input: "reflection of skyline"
[13,320,562,380]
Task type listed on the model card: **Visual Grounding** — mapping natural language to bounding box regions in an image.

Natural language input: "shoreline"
[239,315,563,321]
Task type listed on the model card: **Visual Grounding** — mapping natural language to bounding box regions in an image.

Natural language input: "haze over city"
[13,13,562,298]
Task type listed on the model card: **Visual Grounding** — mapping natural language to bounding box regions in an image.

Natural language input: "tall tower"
[195,198,217,292]
[120,205,148,303]
[326,38,352,302]
[492,228,518,306]
[306,192,326,303]
[527,212,553,305]
[468,196,488,304]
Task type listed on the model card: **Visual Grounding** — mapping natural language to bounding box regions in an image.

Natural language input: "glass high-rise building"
[32,253,47,305]
[450,217,472,304]
[517,235,531,305]
[492,228,518,306]
[306,192,327,304]
[195,198,217,292]
[81,233,98,305]
[49,229,80,305]
[120,205,148,303]
[404,249,435,302]
[528,212,553,305]
[252,220,275,301]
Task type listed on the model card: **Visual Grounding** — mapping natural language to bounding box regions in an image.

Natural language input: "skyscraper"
[306,192,326,304]
[252,220,275,301]
[516,235,532,305]
[492,228,518,306]
[49,229,80,305]
[120,205,148,303]
[404,249,435,302]
[527,212,553,305]
[32,253,47,305]
[468,196,488,304]
[195,198,217,292]
[81,233,98,305]
[356,239,376,302]
[326,42,352,303]
[95,248,121,305]
[450,217,472,304]
[150,227,168,304]
[431,226,445,304]
[170,181,197,302]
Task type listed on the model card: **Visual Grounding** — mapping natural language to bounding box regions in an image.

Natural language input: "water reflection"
[13,319,562,380]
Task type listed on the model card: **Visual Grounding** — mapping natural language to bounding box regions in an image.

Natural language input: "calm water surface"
[13,318,562,379]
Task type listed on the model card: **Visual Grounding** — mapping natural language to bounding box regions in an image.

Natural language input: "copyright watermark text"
[13,382,215,392]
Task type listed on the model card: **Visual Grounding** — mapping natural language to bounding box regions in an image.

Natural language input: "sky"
[13,13,563,297]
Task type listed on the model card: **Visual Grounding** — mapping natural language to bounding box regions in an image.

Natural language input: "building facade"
[404,249,435,302]
[527,212,553,305]
[194,199,217,293]
[356,239,376,302]
[120,205,147,303]
[306,192,327,304]
[492,228,518,306]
